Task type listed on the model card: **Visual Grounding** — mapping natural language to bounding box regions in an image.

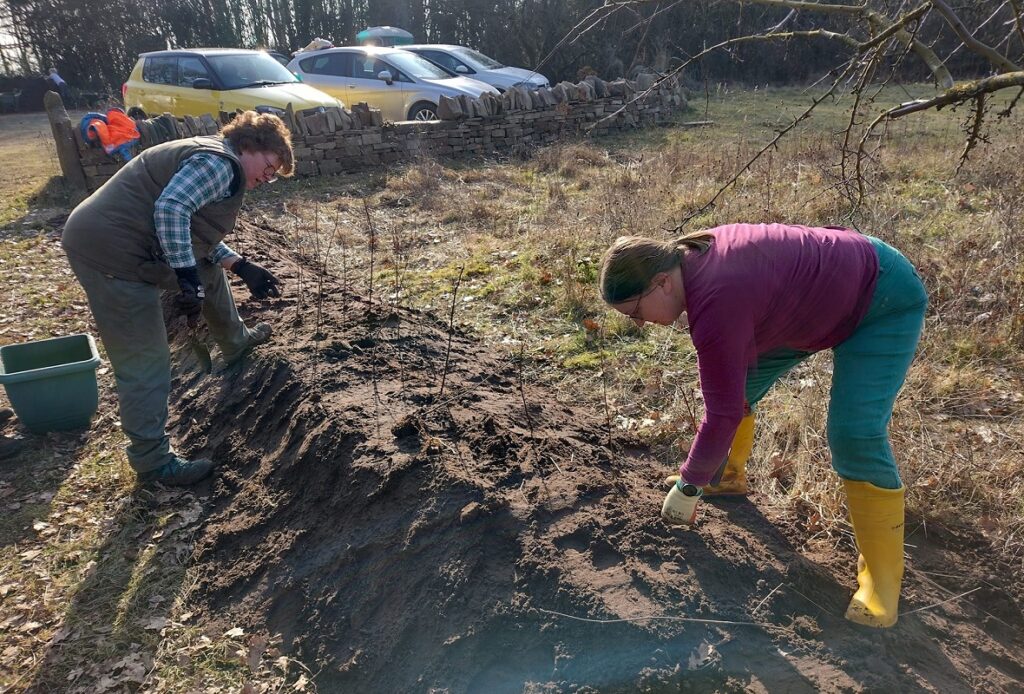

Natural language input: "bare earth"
[3,102,1022,691]
[42,219,1015,693]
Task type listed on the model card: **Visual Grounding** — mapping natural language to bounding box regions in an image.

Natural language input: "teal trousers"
[67,257,253,473]
[744,238,927,489]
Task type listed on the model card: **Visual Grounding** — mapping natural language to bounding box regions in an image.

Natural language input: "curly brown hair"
[222,111,295,177]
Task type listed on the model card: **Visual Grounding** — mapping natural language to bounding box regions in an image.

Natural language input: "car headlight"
[255,105,287,117]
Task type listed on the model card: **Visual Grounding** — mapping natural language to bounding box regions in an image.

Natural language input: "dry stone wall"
[73,74,687,192]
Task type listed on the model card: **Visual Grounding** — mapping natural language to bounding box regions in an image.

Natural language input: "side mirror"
[377,70,393,85]
[455,64,469,74]
[192,78,213,90]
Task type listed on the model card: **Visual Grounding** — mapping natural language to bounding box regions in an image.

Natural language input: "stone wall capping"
[65,73,689,190]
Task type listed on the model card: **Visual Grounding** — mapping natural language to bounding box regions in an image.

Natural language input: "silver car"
[404,45,549,93]
[287,46,498,121]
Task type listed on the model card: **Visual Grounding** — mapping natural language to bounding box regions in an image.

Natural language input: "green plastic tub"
[0,334,102,433]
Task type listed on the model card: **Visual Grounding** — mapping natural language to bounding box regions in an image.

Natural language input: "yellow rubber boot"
[843,479,905,628]
[703,413,754,496]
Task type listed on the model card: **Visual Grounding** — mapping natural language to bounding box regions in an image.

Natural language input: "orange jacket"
[83,109,140,158]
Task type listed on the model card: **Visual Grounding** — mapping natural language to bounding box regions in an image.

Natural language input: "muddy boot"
[223,322,272,367]
[137,456,214,486]
[843,479,905,628]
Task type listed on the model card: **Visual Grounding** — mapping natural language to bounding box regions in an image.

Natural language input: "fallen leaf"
[224,627,245,638]
[50,626,72,644]
[582,318,601,332]
[295,673,309,691]
[247,635,268,673]
[121,660,146,683]
[687,641,718,670]
[95,674,117,691]
[19,621,42,633]
[140,616,167,631]
[768,453,792,481]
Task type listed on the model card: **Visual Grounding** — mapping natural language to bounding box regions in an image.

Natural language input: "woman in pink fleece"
[599,223,927,628]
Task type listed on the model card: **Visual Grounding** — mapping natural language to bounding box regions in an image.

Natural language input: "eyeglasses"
[626,282,659,322]
[261,153,279,183]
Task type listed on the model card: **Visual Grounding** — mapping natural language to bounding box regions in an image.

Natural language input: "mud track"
[169,222,1024,693]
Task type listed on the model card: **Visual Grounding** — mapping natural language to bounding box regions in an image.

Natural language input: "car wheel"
[408,101,438,121]
[126,106,147,120]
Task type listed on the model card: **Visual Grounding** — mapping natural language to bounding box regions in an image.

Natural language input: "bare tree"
[578,0,1023,218]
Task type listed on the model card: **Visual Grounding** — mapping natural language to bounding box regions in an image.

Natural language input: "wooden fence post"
[43,90,88,192]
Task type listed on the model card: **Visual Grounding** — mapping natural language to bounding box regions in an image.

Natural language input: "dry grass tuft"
[530,142,611,178]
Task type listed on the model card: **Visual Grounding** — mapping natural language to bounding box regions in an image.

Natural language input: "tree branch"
[672,59,861,230]
[1008,0,1024,52]
[855,70,1024,201]
[997,86,1024,118]
[589,28,860,132]
[956,94,987,176]
[929,0,1022,72]
[858,4,930,53]
[864,7,954,88]
[886,71,1024,117]
[737,0,955,88]
[733,0,867,15]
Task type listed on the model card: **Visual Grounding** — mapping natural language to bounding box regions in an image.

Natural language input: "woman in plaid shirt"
[63,111,293,486]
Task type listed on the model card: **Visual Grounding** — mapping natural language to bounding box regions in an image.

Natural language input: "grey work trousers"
[67,256,253,473]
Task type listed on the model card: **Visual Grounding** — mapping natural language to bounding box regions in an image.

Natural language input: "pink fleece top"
[680,223,878,485]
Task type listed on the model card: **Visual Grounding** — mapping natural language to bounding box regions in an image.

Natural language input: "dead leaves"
[214,628,317,693]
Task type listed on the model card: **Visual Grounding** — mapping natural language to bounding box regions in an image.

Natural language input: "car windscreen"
[207,53,299,89]
[382,52,452,80]
[452,47,504,70]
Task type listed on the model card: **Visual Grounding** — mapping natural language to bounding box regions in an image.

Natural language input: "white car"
[287,46,498,122]
[403,45,549,93]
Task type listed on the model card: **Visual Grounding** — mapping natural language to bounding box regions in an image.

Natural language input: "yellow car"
[122,48,343,119]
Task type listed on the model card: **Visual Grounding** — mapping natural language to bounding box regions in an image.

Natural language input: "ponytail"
[599,232,714,304]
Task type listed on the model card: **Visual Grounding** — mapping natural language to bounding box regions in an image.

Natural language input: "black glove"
[231,256,282,299]
[173,266,205,326]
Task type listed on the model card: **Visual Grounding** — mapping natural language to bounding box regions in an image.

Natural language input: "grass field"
[1,84,1022,690]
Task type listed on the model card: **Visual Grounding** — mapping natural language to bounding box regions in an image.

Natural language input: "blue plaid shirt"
[153,151,241,268]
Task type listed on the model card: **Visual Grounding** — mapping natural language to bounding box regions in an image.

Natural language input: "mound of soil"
[170,223,1024,692]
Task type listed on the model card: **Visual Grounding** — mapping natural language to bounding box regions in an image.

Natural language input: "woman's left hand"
[232,257,282,299]
[661,475,702,526]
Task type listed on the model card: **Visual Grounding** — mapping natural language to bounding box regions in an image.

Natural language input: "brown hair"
[222,111,295,177]
[599,231,714,304]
